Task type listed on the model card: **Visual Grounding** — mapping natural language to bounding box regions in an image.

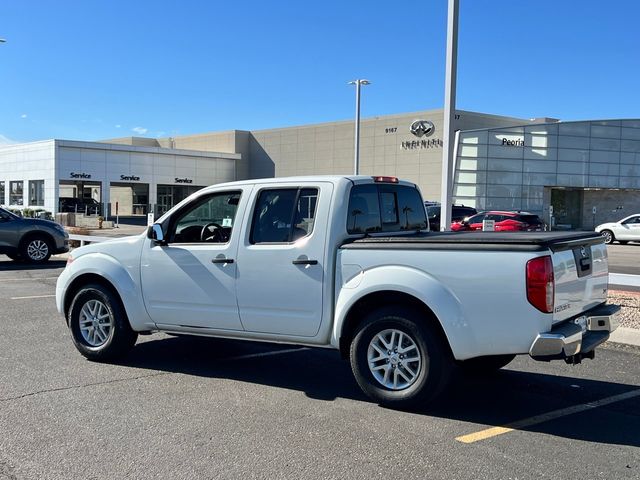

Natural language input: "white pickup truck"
[56,175,619,408]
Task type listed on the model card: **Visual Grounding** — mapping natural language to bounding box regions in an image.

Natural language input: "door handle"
[211,258,234,264]
[292,259,318,265]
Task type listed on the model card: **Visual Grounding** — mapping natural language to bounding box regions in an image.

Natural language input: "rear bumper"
[529,304,620,361]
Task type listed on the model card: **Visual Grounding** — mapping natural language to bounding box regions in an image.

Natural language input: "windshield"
[519,214,542,224]
[426,205,440,217]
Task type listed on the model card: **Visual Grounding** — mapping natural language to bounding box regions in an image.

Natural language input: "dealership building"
[1,108,639,229]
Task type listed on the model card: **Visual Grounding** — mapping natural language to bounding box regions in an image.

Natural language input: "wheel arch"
[333,265,474,361]
[19,230,56,250]
[337,290,452,359]
[63,273,126,321]
[60,253,153,331]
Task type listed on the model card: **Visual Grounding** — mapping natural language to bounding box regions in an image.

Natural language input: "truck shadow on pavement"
[119,336,640,448]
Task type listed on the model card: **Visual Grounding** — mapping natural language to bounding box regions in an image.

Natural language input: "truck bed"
[341,231,604,252]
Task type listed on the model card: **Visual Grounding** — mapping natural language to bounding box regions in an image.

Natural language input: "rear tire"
[457,354,516,375]
[68,284,138,361]
[20,236,52,263]
[601,230,614,245]
[349,306,453,409]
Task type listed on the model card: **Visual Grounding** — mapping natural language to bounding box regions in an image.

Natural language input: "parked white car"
[57,175,619,408]
[595,214,640,244]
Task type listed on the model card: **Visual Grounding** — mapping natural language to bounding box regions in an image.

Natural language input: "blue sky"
[1,0,639,143]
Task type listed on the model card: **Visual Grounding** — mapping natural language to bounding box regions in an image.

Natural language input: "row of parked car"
[425,203,545,232]
[428,202,640,245]
[0,207,69,263]
[595,214,640,245]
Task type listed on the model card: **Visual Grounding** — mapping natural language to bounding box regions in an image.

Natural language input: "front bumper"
[529,304,620,362]
[53,233,70,254]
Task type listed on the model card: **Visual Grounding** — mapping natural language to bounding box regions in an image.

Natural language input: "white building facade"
[0,140,239,216]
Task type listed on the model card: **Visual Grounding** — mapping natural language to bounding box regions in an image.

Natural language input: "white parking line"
[10,294,56,300]
[456,388,640,443]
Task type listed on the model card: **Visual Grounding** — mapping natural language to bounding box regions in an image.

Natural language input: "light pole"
[440,0,459,231]
[348,79,370,175]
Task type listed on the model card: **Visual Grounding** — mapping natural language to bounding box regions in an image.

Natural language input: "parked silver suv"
[0,208,69,263]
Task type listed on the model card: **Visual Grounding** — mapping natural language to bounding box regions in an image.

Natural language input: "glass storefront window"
[0,181,4,205]
[29,180,45,206]
[157,185,202,216]
[10,181,23,206]
[131,184,149,215]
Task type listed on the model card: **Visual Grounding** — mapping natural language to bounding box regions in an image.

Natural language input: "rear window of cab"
[347,184,428,234]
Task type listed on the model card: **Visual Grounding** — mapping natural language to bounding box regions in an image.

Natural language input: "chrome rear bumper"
[529,304,620,362]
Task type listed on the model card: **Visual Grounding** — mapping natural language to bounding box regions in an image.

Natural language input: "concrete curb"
[608,327,640,348]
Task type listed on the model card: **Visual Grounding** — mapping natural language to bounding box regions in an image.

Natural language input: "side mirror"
[147,224,166,244]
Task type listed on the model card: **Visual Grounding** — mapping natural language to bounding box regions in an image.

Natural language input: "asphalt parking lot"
[1,259,639,480]
[606,243,640,275]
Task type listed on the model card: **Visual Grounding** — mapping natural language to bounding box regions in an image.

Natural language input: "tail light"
[526,256,554,313]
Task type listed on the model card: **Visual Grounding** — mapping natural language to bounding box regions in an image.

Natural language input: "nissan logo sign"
[410,120,435,138]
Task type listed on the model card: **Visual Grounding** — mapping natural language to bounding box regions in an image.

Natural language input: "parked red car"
[451,211,544,232]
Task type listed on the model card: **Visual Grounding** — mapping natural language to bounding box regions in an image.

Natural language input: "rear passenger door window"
[251,188,319,243]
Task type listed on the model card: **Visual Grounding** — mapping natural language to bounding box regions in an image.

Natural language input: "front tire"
[349,306,453,409]
[21,236,52,263]
[68,284,138,361]
[601,230,614,245]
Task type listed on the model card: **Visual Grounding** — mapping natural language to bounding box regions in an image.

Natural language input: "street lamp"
[440,0,459,231]
[348,79,370,175]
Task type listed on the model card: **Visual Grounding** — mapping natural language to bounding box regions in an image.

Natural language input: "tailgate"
[551,237,609,324]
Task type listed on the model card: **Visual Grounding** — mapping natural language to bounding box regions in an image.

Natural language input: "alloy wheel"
[367,328,422,390]
[26,239,49,261]
[79,299,114,347]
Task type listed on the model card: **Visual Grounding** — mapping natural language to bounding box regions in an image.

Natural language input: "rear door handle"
[292,259,318,265]
[211,257,234,264]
